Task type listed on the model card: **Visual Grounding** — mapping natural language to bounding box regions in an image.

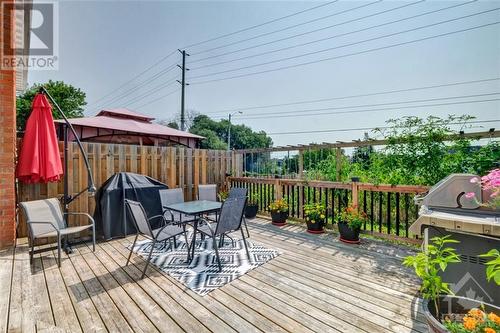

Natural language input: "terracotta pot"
[423,296,500,333]
[338,222,360,244]
[306,219,325,234]
[271,211,288,226]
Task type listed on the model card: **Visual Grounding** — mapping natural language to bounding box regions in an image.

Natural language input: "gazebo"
[55,108,203,148]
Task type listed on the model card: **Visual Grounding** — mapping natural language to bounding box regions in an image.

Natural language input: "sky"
[28,0,500,148]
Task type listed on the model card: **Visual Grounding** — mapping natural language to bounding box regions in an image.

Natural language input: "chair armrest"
[64,212,95,225]
[162,208,175,222]
[26,221,59,237]
[198,217,215,235]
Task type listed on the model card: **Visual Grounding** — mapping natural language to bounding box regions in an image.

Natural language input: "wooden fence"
[16,141,242,237]
[228,177,429,242]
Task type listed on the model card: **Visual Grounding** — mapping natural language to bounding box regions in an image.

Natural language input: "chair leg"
[243,217,250,238]
[92,224,96,252]
[29,237,34,264]
[173,236,177,248]
[57,236,62,267]
[241,228,251,261]
[213,236,222,272]
[182,226,190,261]
[127,234,139,266]
[142,239,157,279]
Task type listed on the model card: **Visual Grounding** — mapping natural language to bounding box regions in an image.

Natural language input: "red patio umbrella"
[16,93,63,183]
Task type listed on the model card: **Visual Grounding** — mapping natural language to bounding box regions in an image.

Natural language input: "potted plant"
[269,199,288,226]
[480,249,500,285]
[465,169,500,210]
[334,206,367,244]
[245,193,259,219]
[304,203,326,234]
[403,235,500,333]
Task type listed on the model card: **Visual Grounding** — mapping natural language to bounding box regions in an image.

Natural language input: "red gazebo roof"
[55,108,203,140]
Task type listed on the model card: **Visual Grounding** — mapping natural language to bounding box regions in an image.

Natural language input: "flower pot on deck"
[306,219,325,234]
[271,211,288,226]
[245,204,258,219]
[423,296,500,333]
[338,222,360,244]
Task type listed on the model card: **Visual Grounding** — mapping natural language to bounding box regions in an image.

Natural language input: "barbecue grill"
[409,174,500,306]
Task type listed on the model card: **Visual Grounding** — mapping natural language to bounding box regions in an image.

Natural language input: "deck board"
[0,218,423,333]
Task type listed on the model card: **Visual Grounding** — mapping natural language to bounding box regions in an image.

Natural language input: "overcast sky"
[29,0,500,147]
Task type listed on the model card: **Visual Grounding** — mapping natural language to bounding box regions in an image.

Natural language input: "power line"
[135,88,180,109]
[93,63,179,111]
[89,2,338,109]
[183,1,339,49]
[238,98,500,120]
[123,80,178,107]
[266,119,500,135]
[236,92,500,118]
[206,78,500,114]
[190,1,473,70]
[189,21,500,85]
[189,1,381,56]
[88,49,178,106]
[190,8,500,80]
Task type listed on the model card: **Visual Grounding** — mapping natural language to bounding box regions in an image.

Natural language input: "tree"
[160,109,199,131]
[16,80,87,131]
[189,114,272,150]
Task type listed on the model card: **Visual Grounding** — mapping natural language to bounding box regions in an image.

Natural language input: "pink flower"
[470,177,480,183]
[465,192,476,199]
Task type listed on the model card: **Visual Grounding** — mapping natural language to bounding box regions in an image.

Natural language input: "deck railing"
[228,177,429,241]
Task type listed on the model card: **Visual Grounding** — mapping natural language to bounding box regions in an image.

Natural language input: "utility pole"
[227,111,242,151]
[177,49,189,131]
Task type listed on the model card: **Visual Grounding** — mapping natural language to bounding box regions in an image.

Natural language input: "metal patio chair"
[197,196,251,271]
[198,184,218,222]
[125,199,188,278]
[19,198,95,267]
[228,187,250,237]
[159,188,197,225]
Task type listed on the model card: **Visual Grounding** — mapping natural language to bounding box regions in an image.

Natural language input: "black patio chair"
[125,199,188,279]
[228,187,250,237]
[197,196,250,271]
[159,188,197,225]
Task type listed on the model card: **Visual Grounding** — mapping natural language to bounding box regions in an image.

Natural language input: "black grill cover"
[93,172,168,240]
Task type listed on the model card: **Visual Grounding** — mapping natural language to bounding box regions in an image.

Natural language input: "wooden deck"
[0,218,426,333]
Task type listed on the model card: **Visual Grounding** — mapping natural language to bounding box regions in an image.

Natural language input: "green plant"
[334,206,367,230]
[479,249,500,285]
[218,191,228,202]
[248,193,259,206]
[268,199,288,213]
[444,307,500,332]
[304,203,326,224]
[403,235,461,317]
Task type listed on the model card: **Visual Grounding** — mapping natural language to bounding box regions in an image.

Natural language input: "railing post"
[351,181,359,208]
[274,179,282,200]
[298,150,304,179]
[335,148,342,181]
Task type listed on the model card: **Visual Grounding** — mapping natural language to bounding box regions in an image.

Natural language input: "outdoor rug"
[129,234,280,296]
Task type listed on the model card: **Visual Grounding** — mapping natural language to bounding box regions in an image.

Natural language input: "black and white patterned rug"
[129,234,280,296]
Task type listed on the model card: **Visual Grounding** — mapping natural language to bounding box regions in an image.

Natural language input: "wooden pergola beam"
[234,130,499,154]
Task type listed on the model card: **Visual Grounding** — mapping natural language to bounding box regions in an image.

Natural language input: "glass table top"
[163,200,222,215]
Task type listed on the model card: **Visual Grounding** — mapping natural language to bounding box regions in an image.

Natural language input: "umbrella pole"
[63,124,72,254]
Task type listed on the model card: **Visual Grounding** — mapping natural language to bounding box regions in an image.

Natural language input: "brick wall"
[0,0,17,248]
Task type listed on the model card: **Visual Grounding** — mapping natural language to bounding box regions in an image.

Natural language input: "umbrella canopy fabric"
[16,93,63,183]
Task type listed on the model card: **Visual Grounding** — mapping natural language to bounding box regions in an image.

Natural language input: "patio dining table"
[163,200,222,262]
